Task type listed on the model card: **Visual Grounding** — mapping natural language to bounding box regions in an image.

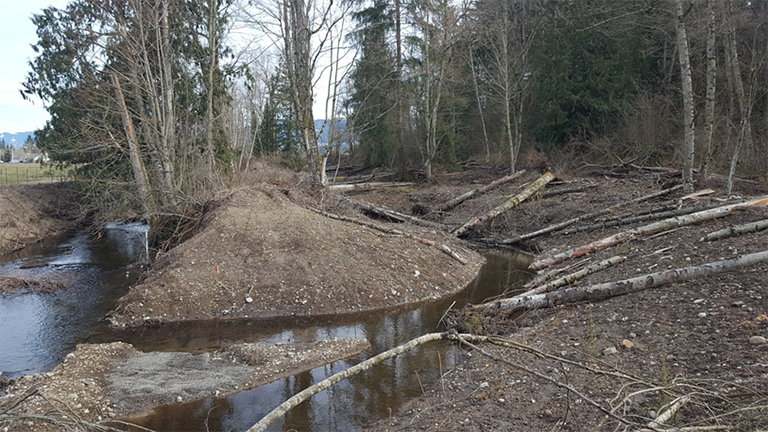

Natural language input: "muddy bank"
[0,183,75,257]
[108,174,483,327]
[0,338,370,431]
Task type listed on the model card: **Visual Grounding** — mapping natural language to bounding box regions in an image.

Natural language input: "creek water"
[0,232,532,431]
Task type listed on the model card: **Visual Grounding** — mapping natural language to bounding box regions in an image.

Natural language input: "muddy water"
[0,224,146,379]
[121,250,533,432]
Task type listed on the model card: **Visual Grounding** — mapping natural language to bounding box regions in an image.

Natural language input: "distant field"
[0,163,70,186]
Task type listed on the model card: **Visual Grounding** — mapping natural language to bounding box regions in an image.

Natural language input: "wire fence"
[0,163,69,186]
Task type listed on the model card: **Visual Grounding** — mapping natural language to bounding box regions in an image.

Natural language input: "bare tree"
[674,0,696,192]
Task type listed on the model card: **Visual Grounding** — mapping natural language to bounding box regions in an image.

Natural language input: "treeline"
[24,0,768,222]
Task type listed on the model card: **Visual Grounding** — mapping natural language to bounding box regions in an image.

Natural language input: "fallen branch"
[497,185,684,245]
[529,196,768,271]
[449,334,649,430]
[348,200,445,230]
[247,332,448,432]
[436,170,526,212]
[479,249,768,315]
[700,218,768,242]
[562,200,743,236]
[307,207,468,265]
[329,181,414,192]
[453,171,555,237]
[540,183,598,198]
[484,255,626,305]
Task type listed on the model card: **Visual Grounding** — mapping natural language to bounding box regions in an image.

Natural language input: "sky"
[0,0,70,134]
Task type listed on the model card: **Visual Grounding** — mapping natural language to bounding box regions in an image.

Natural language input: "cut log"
[247,332,448,432]
[562,200,745,235]
[540,183,597,198]
[479,250,768,315]
[453,172,555,238]
[700,218,768,242]
[490,255,626,304]
[329,182,414,192]
[529,195,768,271]
[497,185,684,245]
[349,200,445,230]
[306,206,468,265]
[436,170,526,212]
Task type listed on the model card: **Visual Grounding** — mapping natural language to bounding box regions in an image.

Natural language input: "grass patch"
[0,163,69,186]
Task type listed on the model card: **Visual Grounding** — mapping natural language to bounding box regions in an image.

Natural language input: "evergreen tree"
[347,0,399,167]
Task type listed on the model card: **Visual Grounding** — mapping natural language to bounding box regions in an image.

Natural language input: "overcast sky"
[0,0,71,133]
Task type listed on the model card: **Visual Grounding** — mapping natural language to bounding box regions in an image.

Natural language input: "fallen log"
[349,200,445,230]
[306,206,468,265]
[477,250,768,315]
[529,196,768,271]
[540,183,598,198]
[562,200,745,235]
[497,185,684,245]
[247,332,448,432]
[436,170,526,212]
[489,255,626,304]
[329,181,414,192]
[700,217,768,242]
[453,171,555,238]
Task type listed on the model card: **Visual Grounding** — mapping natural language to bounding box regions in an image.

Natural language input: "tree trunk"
[437,170,525,212]
[350,200,445,230]
[111,72,152,221]
[701,0,717,179]
[453,171,555,237]
[497,186,683,246]
[725,0,754,195]
[159,0,177,204]
[469,47,491,166]
[675,0,696,192]
[529,196,768,271]
[700,217,768,242]
[482,250,768,315]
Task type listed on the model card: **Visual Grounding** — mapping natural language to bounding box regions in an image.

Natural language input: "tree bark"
[247,332,448,432]
[529,196,768,271]
[453,171,555,237]
[675,0,696,192]
[437,170,525,212]
[497,185,683,245]
[111,72,152,220]
[328,181,414,192]
[700,218,768,242]
[701,0,717,178]
[493,255,626,303]
[482,250,768,315]
[349,200,445,230]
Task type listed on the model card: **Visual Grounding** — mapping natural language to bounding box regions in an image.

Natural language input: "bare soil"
[0,183,75,256]
[3,164,768,431]
[107,164,483,327]
[364,168,768,431]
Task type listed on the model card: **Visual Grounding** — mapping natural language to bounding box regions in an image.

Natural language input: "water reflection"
[0,226,147,379]
[130,250,533,431]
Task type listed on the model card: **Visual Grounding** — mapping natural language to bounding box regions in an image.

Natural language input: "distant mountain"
[314,119,347,145]
[0,131,34,149]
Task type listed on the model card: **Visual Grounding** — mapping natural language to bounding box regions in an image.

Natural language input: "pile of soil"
[0,183,75,256]
[107,166,483,327]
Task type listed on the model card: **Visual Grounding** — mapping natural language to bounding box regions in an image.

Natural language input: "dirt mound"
[0,183,75,256]
[108,183,483,327]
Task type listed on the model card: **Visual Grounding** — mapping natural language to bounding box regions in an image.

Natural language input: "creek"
[0,232,532,431]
